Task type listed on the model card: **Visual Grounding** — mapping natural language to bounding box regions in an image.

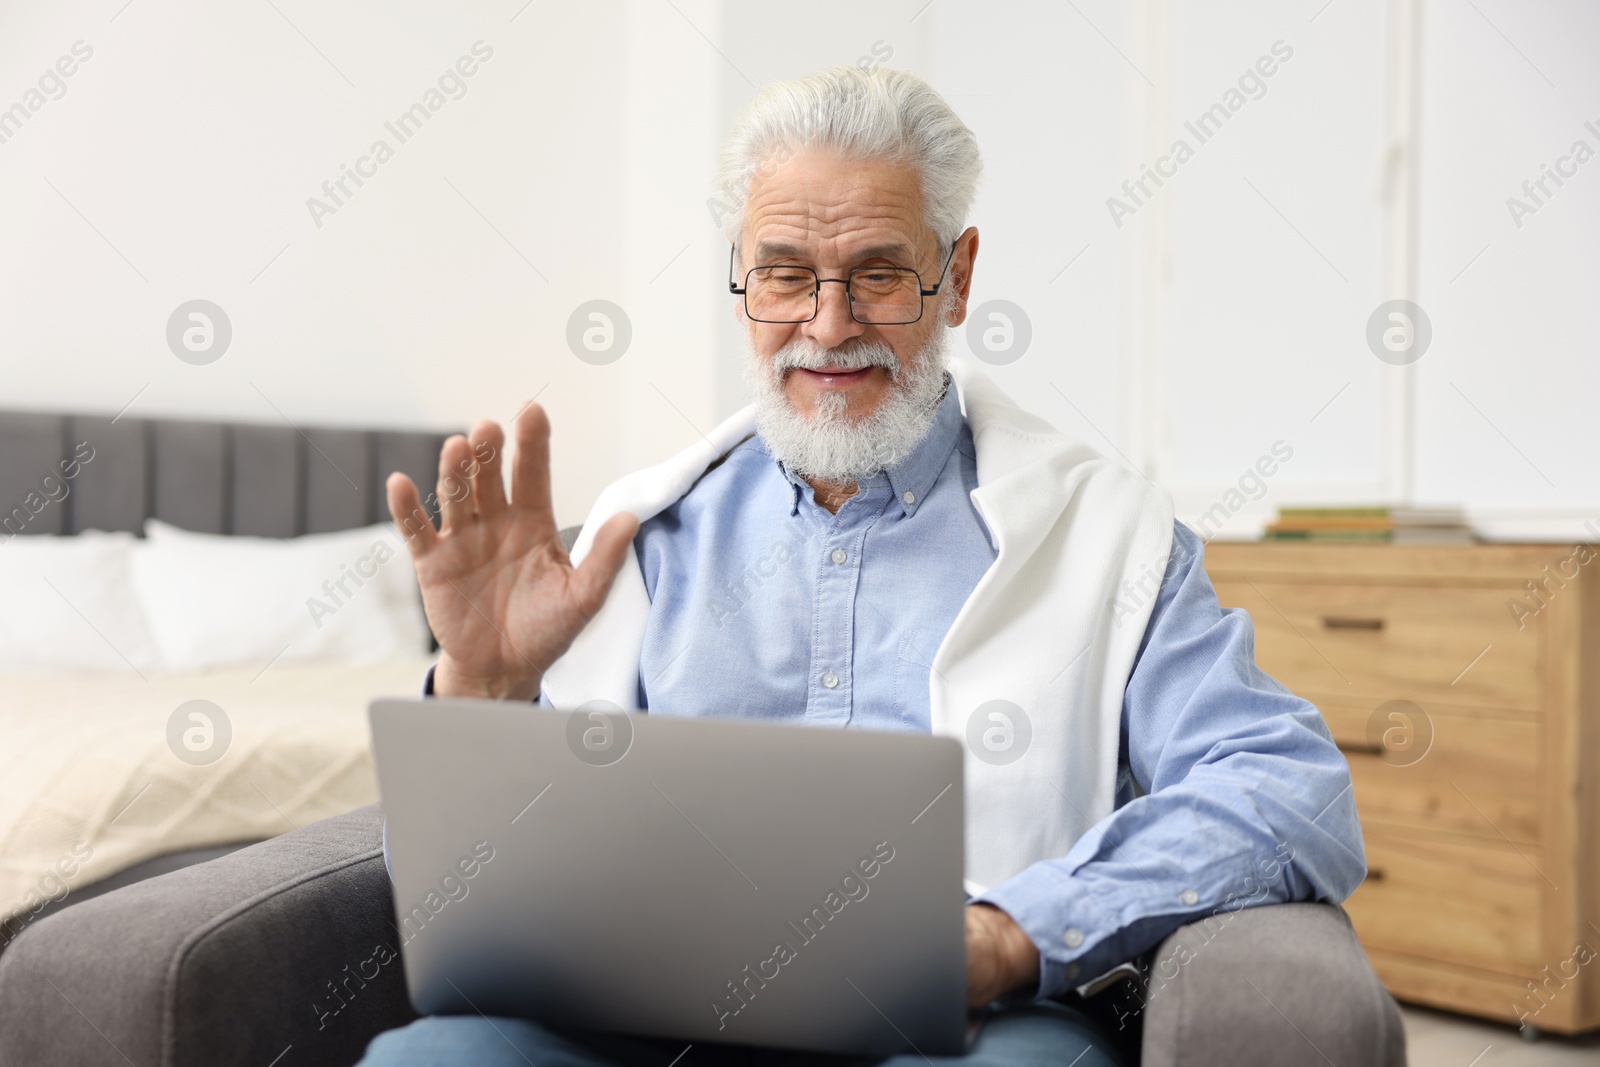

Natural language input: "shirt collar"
[771,372,960,519]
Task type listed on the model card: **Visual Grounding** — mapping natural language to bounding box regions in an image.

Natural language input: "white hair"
[744,288,957,485]
[716,65,982,248]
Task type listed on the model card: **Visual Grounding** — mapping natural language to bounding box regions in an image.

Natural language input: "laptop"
[369,697,968,1057]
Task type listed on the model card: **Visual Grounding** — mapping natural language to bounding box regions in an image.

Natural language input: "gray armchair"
[0,806,414,1067]
[0,803,1405,1066]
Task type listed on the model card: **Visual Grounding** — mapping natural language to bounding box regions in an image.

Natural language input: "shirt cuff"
[426,662,550,705]
[975,864,1118,1000]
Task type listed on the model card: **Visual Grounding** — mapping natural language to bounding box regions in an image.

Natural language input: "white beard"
[744,298,954,485]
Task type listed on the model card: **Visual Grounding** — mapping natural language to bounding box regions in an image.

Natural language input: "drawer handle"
[1322,616,1385,631]
[1364,867,1386,883]
[1336,740,1385,756]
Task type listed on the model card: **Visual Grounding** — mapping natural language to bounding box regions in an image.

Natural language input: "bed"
[0,408,450,946]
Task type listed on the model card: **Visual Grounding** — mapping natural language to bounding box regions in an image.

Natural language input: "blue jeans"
[358,1002,1127,1066]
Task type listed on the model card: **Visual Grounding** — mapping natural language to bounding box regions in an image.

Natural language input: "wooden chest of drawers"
[1205,542,1600,1034]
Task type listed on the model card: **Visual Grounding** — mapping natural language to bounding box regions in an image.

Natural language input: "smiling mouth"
[794,366,878,384]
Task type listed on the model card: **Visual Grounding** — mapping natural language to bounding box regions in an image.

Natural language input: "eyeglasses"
[727,242,958,325]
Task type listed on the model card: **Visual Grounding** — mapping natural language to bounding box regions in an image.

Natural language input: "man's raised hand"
[385,403,639,701]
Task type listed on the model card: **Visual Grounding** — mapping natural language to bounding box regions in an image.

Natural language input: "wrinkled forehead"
[740,148,932,266]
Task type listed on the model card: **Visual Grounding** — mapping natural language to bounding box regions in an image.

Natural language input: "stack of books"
[1264,507,1476,543]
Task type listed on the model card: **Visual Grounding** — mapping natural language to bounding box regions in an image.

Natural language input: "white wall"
[2,0,1594,536]
[922,0,1140,484]
[1413,0,1600,538]
[1158,0,1393,532]
[0,0,720,527]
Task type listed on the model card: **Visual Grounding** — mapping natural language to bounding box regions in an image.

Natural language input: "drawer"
[1344,830,1545,974]
[1211,580,1542,711]
[1363,948,1539,1028]
[1319,702,1541,843]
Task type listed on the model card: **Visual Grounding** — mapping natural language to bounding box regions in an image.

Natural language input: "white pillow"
[133,520,430,670]
[0,530,163,673]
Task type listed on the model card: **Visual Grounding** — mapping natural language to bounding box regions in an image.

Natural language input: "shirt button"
[1063,928,1084,948]
[822,672,839,689]
[1181,889,1199,906]
[902,490,916,506]
[1064,963,1082,981]
[831,548,847,565]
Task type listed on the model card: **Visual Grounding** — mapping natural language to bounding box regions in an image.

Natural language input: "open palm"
[386,404,638,701]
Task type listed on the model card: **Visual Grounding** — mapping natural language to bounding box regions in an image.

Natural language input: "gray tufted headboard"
[0,410,453,538]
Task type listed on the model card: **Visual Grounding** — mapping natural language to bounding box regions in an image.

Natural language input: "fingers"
[416,403,549,545]
[467,419,508,517]
[572,511,640,612]
[435,435,477,532]
[386,472,438,554]
[421,420,507,540]
[509,402,556,529]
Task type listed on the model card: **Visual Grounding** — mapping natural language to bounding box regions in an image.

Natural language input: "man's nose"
[802,280,867,350]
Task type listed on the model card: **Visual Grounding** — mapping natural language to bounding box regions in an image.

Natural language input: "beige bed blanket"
[0,656,432,929]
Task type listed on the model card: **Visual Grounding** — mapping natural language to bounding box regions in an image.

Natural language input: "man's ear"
[945,226,979,327]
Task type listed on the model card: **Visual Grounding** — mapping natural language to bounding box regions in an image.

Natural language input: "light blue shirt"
[634,379,994,727]
[627,379,1365,998]
[413,378,1365,999]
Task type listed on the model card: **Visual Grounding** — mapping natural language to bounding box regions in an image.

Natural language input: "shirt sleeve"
[974,521,1366,999]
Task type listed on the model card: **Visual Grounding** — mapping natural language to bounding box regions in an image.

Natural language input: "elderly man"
[363,67,1402,1067]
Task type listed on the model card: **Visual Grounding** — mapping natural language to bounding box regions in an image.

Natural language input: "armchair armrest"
[0,804,415,1067]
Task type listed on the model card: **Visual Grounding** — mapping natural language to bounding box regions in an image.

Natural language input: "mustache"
[770,338,900,377]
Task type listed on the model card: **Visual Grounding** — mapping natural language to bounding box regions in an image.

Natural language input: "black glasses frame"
[727,241,959,325]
